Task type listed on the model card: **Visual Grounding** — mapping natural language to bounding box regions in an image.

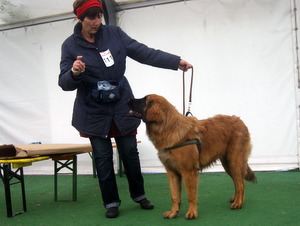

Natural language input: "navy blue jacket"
[59,23,181,138]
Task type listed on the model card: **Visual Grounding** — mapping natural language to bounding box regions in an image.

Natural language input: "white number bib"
[100,49,114,67]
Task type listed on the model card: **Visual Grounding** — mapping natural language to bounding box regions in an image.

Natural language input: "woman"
[59,0,192,218]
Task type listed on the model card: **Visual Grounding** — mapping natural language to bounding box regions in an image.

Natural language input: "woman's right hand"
[72,56,86,76]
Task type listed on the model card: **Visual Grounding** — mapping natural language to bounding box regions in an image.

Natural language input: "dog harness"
[164,138,201,152]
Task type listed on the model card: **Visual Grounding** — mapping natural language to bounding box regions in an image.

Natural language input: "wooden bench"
[0,141,141,217]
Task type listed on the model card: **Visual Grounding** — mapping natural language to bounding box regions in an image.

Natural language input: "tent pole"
[291,0,300,169]
[0,12,75,32]
[103,0,117,26]
[115,0,189,12]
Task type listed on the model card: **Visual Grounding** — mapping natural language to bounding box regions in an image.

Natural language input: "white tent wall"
[0,0,299,174]
[118,0,299,172]
[0,19,95,174]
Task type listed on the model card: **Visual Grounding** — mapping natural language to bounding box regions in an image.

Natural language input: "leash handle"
[182,67,194,116]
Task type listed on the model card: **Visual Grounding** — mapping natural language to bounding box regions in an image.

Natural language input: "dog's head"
[128,94,175,123]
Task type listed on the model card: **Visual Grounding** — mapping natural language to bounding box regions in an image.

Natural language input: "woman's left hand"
[178,59,193,72]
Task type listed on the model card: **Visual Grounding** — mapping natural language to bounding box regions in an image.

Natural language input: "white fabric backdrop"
[0,0,299,174]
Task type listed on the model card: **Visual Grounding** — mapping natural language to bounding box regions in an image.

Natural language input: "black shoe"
[139,198,154,210]
[105,207,119,218]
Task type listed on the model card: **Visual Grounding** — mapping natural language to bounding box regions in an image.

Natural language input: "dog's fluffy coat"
[128,94,256,219]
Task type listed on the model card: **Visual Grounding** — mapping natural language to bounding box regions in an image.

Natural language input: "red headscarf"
[75,0,103,19]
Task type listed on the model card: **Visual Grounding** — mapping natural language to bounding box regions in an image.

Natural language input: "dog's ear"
[145,104,163,123]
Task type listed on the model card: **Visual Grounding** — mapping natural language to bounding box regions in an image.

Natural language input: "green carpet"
[1,170,300,225]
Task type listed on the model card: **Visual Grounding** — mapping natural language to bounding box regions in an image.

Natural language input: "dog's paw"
[230,202,243,209]
[185,210,198,219]
[163,210,179,219]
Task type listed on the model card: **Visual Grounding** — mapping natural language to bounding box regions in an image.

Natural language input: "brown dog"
[128,94,256,219]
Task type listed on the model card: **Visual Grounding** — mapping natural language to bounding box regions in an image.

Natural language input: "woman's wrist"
[71,67,82,76]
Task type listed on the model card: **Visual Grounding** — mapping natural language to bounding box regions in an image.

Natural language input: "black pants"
[90,135,145,208]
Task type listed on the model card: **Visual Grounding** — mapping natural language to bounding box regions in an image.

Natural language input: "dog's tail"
[245,165,257,183]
